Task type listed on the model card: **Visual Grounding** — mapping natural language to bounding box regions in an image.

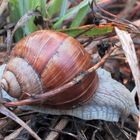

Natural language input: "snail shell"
[1,30,98,108]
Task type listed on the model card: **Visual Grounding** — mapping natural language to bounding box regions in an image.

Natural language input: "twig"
[0,104,41,140]
[117,0,137,19]
[48,128,78,139]
[0,0,8,16]
[88,46,116,72]
[129,2,140,19]
[0,44,8,51]
[116,123,137,136]
[4,120,30,140]
[0,110,37,120]
[6,30,12,56]
[4,10,41,57]
[12,10,40,36]
[104,122,117,140]
[0,117,8,130]
[92,0,140,32]
[91,129,98,140]
[45,118,69,140]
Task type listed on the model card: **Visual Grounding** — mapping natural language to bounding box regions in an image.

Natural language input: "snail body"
[1,30,98,108]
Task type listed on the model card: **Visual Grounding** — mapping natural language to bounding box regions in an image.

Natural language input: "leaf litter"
[0,0,140,139]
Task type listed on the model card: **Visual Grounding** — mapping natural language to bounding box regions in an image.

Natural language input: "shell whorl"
[1,57,43,98]
[12,30,92,90]
[1,71,21,98]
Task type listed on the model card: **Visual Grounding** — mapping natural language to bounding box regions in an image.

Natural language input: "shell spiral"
[1,30,98,108]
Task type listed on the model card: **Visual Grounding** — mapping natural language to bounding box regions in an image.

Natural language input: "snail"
[1,30,99,109]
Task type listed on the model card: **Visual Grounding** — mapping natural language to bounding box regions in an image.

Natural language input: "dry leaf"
[115,27,140,140]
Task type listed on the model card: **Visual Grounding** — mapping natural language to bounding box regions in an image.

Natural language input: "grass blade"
[59,24,114,37]
[59,0,68,17]
[53,0,91,29]
[70,4,89,27]
[47,0,64,17]
[9,0,46,41]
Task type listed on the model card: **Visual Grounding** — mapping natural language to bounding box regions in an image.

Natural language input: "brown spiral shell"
[1,30,98,109]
